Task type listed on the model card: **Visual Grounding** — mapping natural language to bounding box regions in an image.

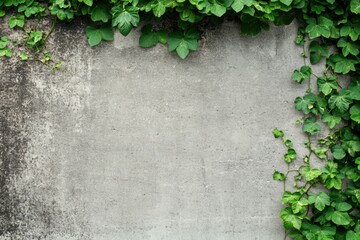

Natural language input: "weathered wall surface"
[0,21,309,239]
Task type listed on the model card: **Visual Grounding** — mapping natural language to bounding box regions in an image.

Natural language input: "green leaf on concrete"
[317,76,338,95]
[168,29,201,59]
[284,148,297,163]
[308,192,330,211]
[309,41,328,64]
[305,17,332,39]
[90,4,111,22]
[273,128,284,138]
[292,66,312,84]
[302,166,322,181]
[282,191,301,204]
[337,38,360,57]
[8,14,24,28]
[273,171,286,181]
[303,117,321,135]
[328,90,352,112]
[112,6,140,36]
[322,111,341,129]
[280,207,302,230]
[86,25,114,47]
[291,197,308,214]
[19,52,28,60]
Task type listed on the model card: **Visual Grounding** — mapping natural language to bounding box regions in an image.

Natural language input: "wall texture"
[0,21,309,239]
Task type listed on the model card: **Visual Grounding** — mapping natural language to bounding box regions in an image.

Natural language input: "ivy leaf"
[294,94,317,114]
[231,0,245,12]
[291,197,308,214]
[86,25,114,47]
[328,54,357,74]
[168,29,201,59]
[309,41,328,64]
[8,14,24,28]
[152,1,167,18]
[303,117,321,135]
[325,176,342,190]
[343,139,360,157]
[328,90,352,112]
[210,3,227,17]
[282,191,301,204]
[322,111,341,129]
[273,171,286,181]
[346,231,360,240]
[337,38,360,57]
[317,76,338,96]
[79,0,93,7]
[302,223,336,239]
[280,207,302,230]
[0,10,5,17]
[330,211,352,225]
[283,139,293,148]
[356,157,360,170]
[311,5,325,14]
[19,52,28,60]
[273,128,284,138]
[26,31,43,48]
[308,192,330,211]
[350,0,360,14]
[305,17,332,39]
[112,6,140,36]
[284,148,297,163]
[0,36,9,49]
[302,166,322,181]
[335,202,352,212]
[0,48,12,57]
[291,66,312,84]
[340,23,360,41]
[314,147,327,159]
[349,85,360,100]
[90,4,111,22]
[331,145,346,160]
[49,5,74,21]
[350,103,360,123]
[139,25,166,48]
[280,0,293,6]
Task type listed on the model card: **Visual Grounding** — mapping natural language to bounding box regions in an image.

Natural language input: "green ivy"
[0,0,359,239]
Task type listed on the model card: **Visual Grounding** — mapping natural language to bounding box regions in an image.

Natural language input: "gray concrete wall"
[0,21,309,239]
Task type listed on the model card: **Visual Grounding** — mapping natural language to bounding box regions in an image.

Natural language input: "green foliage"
[309,41,328,65]
[139,25,167,48]
[168,29,201,59]
[0,0,359,239]
[8,14,24,28]
[86,25,114,46]
[0,36,12,57]
[273,2,360,230]
[292,66,312,84]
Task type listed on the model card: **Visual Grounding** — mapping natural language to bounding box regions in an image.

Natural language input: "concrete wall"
[0,21,309,239]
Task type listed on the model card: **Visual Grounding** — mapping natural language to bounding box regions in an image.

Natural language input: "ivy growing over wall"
[0,0,360,239]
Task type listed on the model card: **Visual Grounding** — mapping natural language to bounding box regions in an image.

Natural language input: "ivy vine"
[1,0,360,239]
